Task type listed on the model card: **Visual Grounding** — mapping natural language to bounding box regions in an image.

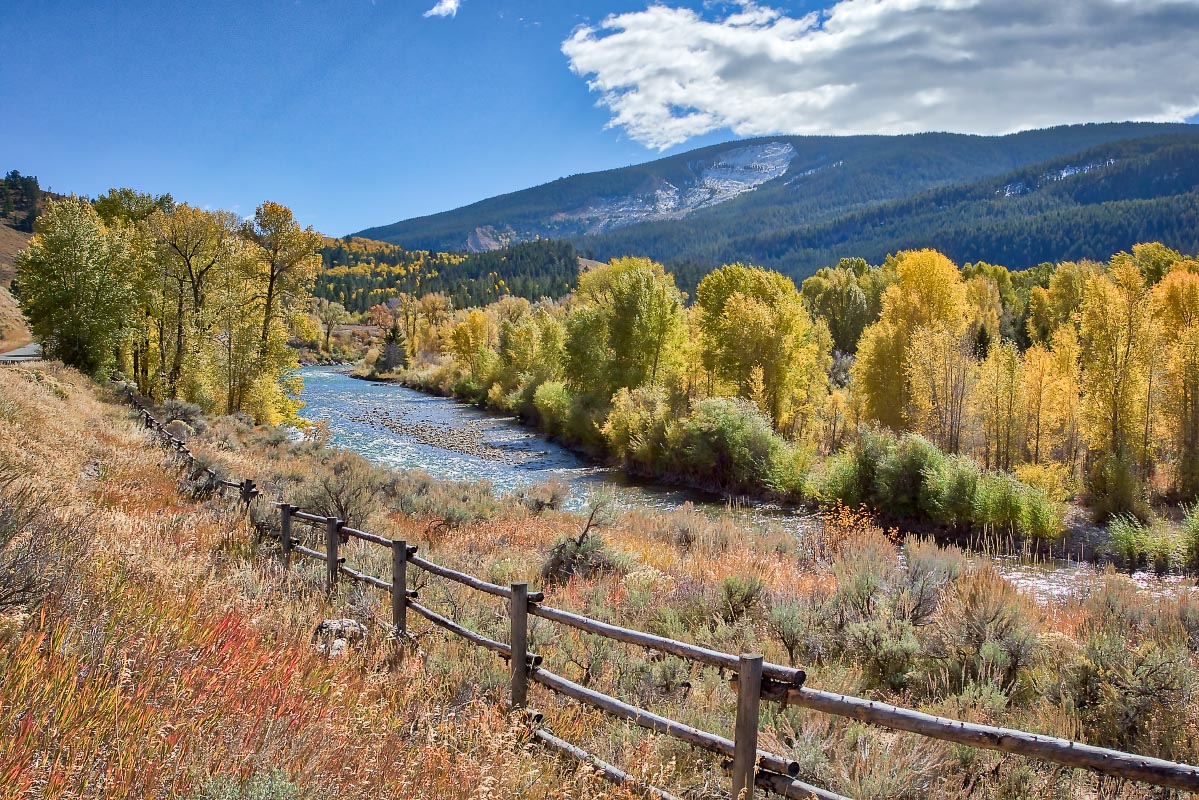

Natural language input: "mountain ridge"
[356,122,1199,268]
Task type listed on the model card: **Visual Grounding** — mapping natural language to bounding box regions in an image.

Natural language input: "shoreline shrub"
[666,397,795,496]
[875,433,945,519]
[1183,504,1199,571]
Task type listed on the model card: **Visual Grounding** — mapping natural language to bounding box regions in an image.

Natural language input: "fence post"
[279,504,293,570]
[392,539,408,643]
[731,654,764,800]
[325,517,340,593]
[510,582,529,709]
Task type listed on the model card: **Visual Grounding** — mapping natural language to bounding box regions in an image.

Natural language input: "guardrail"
[126,390,1199,799]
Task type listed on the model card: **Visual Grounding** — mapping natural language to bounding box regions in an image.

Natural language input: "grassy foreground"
[2,363,1199,799]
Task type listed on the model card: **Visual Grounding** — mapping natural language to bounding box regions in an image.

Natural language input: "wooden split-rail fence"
[127,391,1199,800]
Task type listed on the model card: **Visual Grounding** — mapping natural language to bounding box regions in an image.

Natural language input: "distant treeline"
[316,238,578,312]
[0,170,43,232]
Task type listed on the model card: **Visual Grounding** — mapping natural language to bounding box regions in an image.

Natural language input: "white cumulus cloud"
[561,0,1199,149]
[424,0,460,18]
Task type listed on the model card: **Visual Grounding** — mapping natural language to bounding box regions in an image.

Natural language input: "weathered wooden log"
[773,685,1199,792]
[731,655,763,799]
[532,728,683,800]
[511,583,529,709]
[529,603,804,687]
[407,600,542,666]
[335,560,417,597]
[392,539,408,639]
[529,667,798,778]
[337,563,393,592]
[291,544,327,562]
[409,553,545,602]
[749,770,848,800]
[341,525,394,547]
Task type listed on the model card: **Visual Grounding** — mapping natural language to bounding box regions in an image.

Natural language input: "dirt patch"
[0,223,30,286]
[0,285,30,352]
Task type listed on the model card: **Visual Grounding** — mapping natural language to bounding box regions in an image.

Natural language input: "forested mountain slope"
[356,123,1198,271]
[655,135,1199,285]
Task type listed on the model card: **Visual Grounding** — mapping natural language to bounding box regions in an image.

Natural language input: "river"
[298,366,1190,600]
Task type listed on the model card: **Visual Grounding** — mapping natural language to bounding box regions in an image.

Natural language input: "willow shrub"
[1183,504,1199,571]
[816,428,1065,539]
[665,397,799,496]
[921,456,981,528]
[874,433,945,520]
[531,381,571,437]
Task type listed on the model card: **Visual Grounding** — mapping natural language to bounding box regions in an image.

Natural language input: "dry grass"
[0,364,644,800]
[3,363,1199,800]
[0,222,30,286]
[0,285,30,353]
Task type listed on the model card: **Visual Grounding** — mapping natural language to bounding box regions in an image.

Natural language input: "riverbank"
[332,367,1192,579]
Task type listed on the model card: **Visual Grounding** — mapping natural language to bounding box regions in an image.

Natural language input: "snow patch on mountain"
[552,142,795,235]
[998,158,1120,198]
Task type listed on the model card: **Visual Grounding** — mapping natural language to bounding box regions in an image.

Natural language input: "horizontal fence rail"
[529,602,805,687]
[408,552,545,602]
[766,684,1199,793]
[531,665,800,778]
[407,598,542,667]
[126,389,1199,799]
[532,727,683,800]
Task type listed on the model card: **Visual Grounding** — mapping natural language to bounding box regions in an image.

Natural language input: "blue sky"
[3,1,1197,237]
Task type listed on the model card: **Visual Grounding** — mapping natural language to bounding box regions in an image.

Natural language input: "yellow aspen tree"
[851,249,968,432]
[697,263,828,435]
[965,274,1002,353]
[1023,344,1053,464]
[973,339,1025,471]
[1079,260,1155,511]
[1153,267,1199,496]
[1046,326,1084,473]
[906,321,975,454]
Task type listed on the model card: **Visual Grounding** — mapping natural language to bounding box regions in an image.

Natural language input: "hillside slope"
[0,224,30,286]
[357,122,1198,262]
[655,135,1199,284]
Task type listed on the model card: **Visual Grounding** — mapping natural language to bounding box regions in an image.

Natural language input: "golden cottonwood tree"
[1079,260,1157,510]
[1154,267,1199,496]
[906,321,975,454]
[242,201,323,349]
[973,339,1025,471]
[696,263,828,435]
[146,204,238,397]
[566,257,686,395]
[851,249,968,431]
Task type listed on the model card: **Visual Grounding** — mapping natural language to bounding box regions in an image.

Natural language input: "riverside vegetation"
[7,180,1199,796]
[363,245,1199,567]
[3,361,1199,798]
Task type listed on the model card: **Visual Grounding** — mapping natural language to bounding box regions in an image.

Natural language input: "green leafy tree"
[243,201,322,349]
[15,197,137,375]
[697,263,828,435]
